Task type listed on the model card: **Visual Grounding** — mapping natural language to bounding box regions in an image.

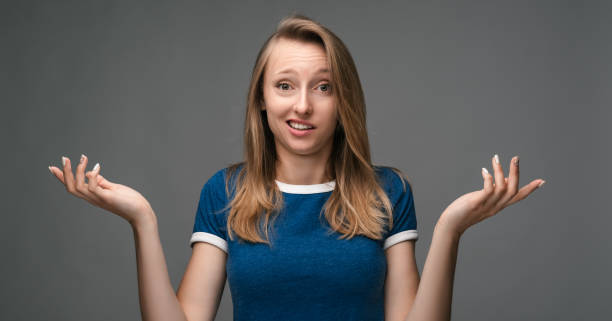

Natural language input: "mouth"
[286,120,316,131]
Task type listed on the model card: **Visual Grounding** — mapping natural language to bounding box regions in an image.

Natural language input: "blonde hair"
[223,13,409,246]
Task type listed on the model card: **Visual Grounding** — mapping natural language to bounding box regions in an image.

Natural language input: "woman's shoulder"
[202,162,245,198]
[373,164,413,197]
[207,161,244,181]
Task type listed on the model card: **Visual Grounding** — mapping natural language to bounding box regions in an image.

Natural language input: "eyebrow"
[275,67,330,75]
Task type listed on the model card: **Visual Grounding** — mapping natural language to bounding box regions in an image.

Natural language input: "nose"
[293,87,312,115]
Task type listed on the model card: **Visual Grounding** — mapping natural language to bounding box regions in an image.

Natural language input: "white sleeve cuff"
[383,230,418,250]
[190,232,229,254]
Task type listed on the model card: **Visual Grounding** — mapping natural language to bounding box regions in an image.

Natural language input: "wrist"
[435,216,463,241]
[129,209,158,231]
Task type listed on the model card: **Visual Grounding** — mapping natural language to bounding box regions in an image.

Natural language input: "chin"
[276,133,334,157]
[283,141,323,156]
[288,146,318,156]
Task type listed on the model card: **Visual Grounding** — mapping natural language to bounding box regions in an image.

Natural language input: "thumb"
[96,174,115,189]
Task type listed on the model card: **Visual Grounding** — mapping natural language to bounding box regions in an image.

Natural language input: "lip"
[287,119,316,128]
[286,120,315,137]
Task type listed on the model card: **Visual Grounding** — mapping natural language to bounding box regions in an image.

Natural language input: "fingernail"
[93,163,100,171]
[514,156,519,165]
[61,156,67,167]
[80,154,86,163]
[48,166,53,175]
[537,180,546,188]
[494,154,500,164]
[482,167,489,175]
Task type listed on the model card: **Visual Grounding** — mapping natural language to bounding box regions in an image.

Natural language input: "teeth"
[289,121,314,130]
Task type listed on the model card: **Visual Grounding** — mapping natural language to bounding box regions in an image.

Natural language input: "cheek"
[322,104,338,129]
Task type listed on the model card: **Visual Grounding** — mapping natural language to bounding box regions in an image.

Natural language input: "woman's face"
[262,38,337,159]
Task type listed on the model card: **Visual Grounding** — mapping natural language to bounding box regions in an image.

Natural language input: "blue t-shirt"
[190,165,418,321]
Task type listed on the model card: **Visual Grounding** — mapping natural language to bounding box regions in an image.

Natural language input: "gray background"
[3,0,610,320]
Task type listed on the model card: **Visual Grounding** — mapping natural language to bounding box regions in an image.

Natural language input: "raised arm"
[133,213,227,321]
[402,218,460,321]
[131,214,190,321]
[404,154,545,321]
[49,155,226,321]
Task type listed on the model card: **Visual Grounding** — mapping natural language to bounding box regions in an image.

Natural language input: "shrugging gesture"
[49,154,189,321]
[48,154,154,226]
[438,154,545,237]
[405,154,545,321]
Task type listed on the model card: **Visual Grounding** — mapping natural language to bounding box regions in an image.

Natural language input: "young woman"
[48,14,545,321]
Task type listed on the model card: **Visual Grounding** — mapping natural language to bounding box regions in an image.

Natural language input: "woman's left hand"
[437,154,545,237]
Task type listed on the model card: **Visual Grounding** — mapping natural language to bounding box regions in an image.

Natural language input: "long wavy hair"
[223,13,409,246]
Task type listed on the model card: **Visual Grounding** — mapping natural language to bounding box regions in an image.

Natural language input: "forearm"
[404,219,461,321]
[131,213,188,321]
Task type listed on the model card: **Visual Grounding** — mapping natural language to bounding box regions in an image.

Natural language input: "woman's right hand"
[48,154,154,226]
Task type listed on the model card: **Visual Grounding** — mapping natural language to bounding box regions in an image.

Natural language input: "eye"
[318,83,332,93]
[276,82,292,91]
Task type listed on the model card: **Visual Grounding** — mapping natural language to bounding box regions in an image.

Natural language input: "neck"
[275,143,334,185]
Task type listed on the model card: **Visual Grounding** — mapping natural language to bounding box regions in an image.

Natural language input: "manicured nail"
[514,156,519,165]
[80,154,86,163]
[482,167,489,175]
[537,180,546,188]
[61,156,67,167]
[93,163,100,172]
[494,154,500,164]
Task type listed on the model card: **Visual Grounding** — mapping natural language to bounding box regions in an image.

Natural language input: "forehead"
[266,38,329,75]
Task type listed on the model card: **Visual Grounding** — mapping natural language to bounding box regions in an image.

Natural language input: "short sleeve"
[189,168,229,254]
[380,167,418,250]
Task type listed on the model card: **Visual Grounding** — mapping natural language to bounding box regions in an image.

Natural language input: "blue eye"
[319,84,331,92]
[277,82,291,90]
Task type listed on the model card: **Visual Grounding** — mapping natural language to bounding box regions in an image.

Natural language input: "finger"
[87,162,102,194]
[48,166,65,184]
[501,156,520,205]
[505,179,545,207]
[85,163,107,203]
[481,167,494,204]
[93,174,117,213]
[61,156,78,194]
[74,155,104,206]
[96,174,114,189]
[492,154,506,189]
[74,154,89,198]
[486,154,507,207]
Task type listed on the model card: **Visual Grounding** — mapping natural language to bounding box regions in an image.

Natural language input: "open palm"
[439,154,545,236]
[49,155,153,225]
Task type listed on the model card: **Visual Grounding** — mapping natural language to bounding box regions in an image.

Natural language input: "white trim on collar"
[275,180,336,194]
